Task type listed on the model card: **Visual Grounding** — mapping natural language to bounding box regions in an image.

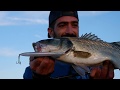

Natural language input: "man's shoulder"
[25,66,31,69]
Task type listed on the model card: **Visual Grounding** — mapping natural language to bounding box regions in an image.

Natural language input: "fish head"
[34,37,73,53]
[39,38,61,52]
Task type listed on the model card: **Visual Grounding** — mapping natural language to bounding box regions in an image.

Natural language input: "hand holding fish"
[90,60,114,79]
[29,57,114,79]
[29,42,55,76]
[30,56,55,76]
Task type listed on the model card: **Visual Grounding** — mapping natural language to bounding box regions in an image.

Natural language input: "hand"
[30,56,55,75]
[90,60,114,79]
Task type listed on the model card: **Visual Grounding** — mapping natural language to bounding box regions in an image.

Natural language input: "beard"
[53,33,77,38]
[61,33,77,37]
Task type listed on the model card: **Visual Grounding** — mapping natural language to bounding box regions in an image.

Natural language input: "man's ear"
[48,28,54,38]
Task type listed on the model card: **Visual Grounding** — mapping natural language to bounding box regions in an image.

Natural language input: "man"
[23,11,114,79]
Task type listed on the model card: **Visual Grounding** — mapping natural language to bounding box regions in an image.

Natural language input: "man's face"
[51,16,79,38]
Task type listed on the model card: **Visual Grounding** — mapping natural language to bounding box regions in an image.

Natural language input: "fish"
[18,33,120,76]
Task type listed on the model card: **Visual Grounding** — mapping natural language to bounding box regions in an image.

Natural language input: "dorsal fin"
[110,41,120,51]
[80,32,104,42]
[111,42,120,46]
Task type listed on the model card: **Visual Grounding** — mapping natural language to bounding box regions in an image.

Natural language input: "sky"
[0,11,120,79]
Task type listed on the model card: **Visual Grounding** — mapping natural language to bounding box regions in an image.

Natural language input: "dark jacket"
[23,61,90,79]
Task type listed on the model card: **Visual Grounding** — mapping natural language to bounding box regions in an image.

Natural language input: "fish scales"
[62,37,120,68]
[18,33,120,76]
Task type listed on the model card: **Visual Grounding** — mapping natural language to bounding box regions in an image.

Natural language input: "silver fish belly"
[18,33,120,76]
[56,36,120,69]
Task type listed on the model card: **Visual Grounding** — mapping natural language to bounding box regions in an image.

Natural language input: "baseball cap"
[49,11,79,27]
[48,11,79,38]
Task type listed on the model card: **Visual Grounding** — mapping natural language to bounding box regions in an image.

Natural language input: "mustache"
[61,34,77,37]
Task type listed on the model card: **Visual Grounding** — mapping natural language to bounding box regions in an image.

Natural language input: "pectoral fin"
[72,64,90,76]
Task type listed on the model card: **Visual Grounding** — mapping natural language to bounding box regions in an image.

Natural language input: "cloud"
[0,22,15,26]
[34,34,43,38]
[0,11,49,26]
[22,11,50,19]
[7,17,48,25]
[78,11,111,16]
[0,11,111,26]
[0,11,8,19]
[0,47,21,57]
[0,11,16,26]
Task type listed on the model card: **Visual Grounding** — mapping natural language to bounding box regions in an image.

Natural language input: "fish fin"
[110,41,120,55]
[111,41,120,46]
[80,33,104,42]
[72,64,90,76]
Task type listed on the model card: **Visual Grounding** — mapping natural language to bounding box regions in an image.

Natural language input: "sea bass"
[18,33,120,76]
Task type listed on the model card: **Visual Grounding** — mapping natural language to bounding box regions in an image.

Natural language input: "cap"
[48,11,79,38]
[49,11,79,27]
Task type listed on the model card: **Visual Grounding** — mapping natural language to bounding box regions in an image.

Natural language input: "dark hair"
[48,11,79,38]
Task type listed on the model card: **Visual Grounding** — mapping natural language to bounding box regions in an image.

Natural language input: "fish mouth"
[32,42,43,52]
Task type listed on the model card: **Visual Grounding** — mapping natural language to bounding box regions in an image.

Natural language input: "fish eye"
[39,43,47,47]
[39,44,44,47]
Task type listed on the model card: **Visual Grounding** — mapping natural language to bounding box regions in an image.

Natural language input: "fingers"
[90,67,101,79]
[30,57,42,71]
[108,61,114,79]
[90,60,114,79]
[101,60,114,79]
[36,57,55,75]
[100,60,109,79]
[30,56,55,75]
